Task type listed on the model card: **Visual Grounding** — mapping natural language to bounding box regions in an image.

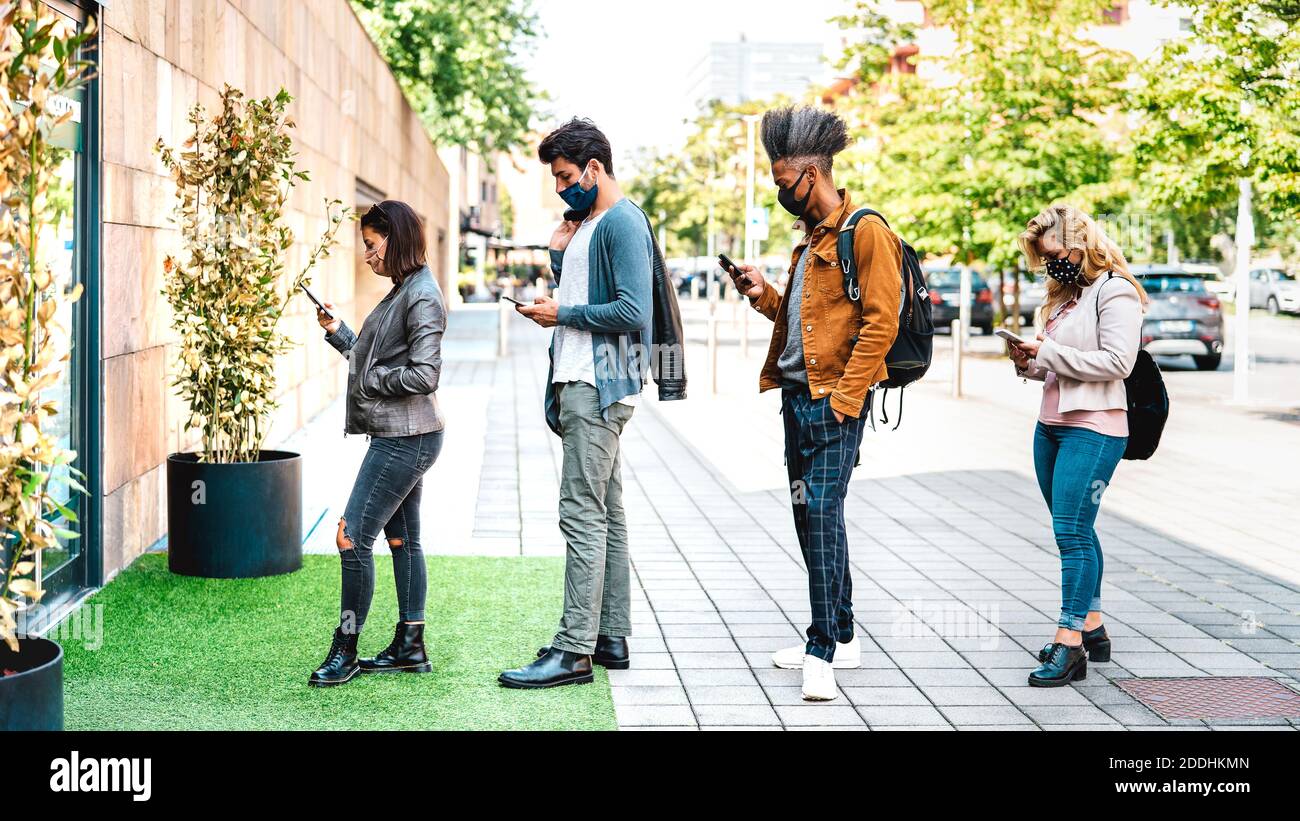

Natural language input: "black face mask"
[1044,255,1083,286]
[777,169,813,221]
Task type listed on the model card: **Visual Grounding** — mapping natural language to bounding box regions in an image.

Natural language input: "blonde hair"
[1017,204,1147,325]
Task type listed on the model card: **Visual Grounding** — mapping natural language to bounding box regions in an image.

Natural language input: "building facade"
[685,37,829,111]
[34,0,453,620]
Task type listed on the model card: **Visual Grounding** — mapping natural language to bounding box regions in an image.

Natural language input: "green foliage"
[628,99,794,260]
[1133,0,1300,253]
[350,0,541,154]
[157,86,350,465]
[835,0,1132,270]
[0,0,96,650]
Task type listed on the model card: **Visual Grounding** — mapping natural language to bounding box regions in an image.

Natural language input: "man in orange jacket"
[729,106,901,702]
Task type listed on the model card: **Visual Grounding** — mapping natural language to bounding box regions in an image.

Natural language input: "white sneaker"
[801,656,839,701]
[770,635,862,670]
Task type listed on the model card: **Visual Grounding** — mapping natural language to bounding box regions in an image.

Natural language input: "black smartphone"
[300,283,335,319]
[501,295,527,306]
[718,254,751,288]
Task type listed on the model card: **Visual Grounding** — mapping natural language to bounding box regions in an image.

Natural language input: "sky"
[521,0,848,174]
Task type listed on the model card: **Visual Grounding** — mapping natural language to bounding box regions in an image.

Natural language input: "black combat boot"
[359,621,432,674]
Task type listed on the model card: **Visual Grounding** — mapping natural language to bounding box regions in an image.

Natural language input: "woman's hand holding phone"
[316,302,341,334]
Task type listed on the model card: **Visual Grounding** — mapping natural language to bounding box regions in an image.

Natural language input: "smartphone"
[501,295,527,307]
[718,254,751,288]
[300,283,335,319]
[994,328,1027,346]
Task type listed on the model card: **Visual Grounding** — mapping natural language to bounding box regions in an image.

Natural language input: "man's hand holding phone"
[720,255,764,299]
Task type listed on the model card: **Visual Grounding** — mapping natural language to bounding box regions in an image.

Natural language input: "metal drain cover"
[1116,677,1300,721]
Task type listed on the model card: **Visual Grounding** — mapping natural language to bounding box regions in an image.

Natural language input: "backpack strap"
[838,208,886,302]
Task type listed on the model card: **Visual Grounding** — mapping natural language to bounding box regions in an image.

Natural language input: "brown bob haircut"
[360,200,427,284]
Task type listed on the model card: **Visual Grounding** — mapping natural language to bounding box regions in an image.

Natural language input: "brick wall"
[98,0,451,579]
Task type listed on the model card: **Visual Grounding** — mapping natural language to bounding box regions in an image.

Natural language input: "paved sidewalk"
[285,303,1300,730]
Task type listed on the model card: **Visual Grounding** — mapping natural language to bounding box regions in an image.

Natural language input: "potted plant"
[0,1,96,731]
[157,85,348,578]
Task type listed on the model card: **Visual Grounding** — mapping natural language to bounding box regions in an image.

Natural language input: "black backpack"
[1096,272,1169,460]
[837,208,934,429]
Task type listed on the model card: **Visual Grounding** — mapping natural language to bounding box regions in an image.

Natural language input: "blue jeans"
[338,430,444,634]
[1032,422,1126,631]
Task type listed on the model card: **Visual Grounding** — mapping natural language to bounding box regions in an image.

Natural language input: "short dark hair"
[760,106,849,176]
[360,200,426,285]
[538,117,615,178]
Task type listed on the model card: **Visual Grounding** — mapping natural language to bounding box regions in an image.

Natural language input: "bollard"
[951,318,963,398]
[708,301,719,395]
[498,292,511,358]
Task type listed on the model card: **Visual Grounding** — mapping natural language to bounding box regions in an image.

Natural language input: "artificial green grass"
[61,553,616,730]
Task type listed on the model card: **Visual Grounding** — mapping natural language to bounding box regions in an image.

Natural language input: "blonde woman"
[1008,204,1147,688]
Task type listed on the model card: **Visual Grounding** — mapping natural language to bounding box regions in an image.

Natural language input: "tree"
[629,99,796,261]
[1133,0,1300,263]
[833,0,1132,276]
[350,0,541,154]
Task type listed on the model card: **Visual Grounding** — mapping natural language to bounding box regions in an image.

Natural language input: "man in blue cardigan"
[500,118,654,689]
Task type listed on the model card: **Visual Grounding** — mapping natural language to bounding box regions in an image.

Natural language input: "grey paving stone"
[786,725,872,731]
[664,637,740,653]
[614,704,697,727]
[684,685,770,706]
[610,686,690,706]
[902,668,990,687]
[920,686,1014,706]
[856,705,952,727]
[826,668,914,687]
[1021,704,1121,725]
[606,669,681,687]
[694,703,782,727]
[672,652,750,669]
[870,724,956,731]
[939,706,1035,725]
[842,686,933,706]
[677,668,760,687]
[775,705,866,726]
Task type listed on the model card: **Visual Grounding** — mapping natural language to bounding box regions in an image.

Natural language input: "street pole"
[742,114,758,360]
[1232,176,1254,404]
[951,319,963,397]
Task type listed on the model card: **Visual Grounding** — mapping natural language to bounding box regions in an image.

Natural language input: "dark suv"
[1132,265,1225,371]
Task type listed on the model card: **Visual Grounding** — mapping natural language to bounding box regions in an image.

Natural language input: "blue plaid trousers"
[781,387,867,662]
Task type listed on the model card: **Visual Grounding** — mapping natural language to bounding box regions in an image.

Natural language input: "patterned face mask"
[1044,254,1083,285]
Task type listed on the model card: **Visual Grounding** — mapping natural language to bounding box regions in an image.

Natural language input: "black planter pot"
[166,450,302,579]
[0,636,63,731]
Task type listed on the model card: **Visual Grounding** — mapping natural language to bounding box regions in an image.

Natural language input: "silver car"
[1132,265,1225,371]
[1249,268,1300,315]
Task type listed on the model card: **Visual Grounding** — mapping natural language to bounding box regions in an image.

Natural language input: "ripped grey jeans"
[337,430,443,634]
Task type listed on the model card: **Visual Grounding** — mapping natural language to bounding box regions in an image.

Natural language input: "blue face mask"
[558,163,598,211]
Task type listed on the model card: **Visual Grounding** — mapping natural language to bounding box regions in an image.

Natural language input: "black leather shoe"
[499,648,593,689]
[1029,642,1087,687]
[360,622,432,673]
[535,635,629,669]
[1039,625,1111,663]
[309,628,360,687]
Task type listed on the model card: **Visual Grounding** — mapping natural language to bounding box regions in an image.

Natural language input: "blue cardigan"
[545,198,654,434]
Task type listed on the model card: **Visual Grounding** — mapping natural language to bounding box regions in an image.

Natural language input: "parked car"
[1131,265,1225,371]
[1249,267,1300,315]
[1181,261,1234,303]
[995,275,1045,325]
[923,267,995,334]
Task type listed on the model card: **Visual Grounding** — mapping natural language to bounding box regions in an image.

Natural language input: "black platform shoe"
[360,622,432,674]
[1029,642,1087,687]
[1039,625,1111,663]
[309,628,360,687]
[536,635,629,670]
[499,647,593,689]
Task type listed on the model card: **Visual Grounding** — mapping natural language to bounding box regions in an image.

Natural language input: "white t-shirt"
[552,209,639,406]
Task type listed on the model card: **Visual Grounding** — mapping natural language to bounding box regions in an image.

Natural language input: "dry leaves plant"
[157,85,350,465]
[0,0,96,651]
